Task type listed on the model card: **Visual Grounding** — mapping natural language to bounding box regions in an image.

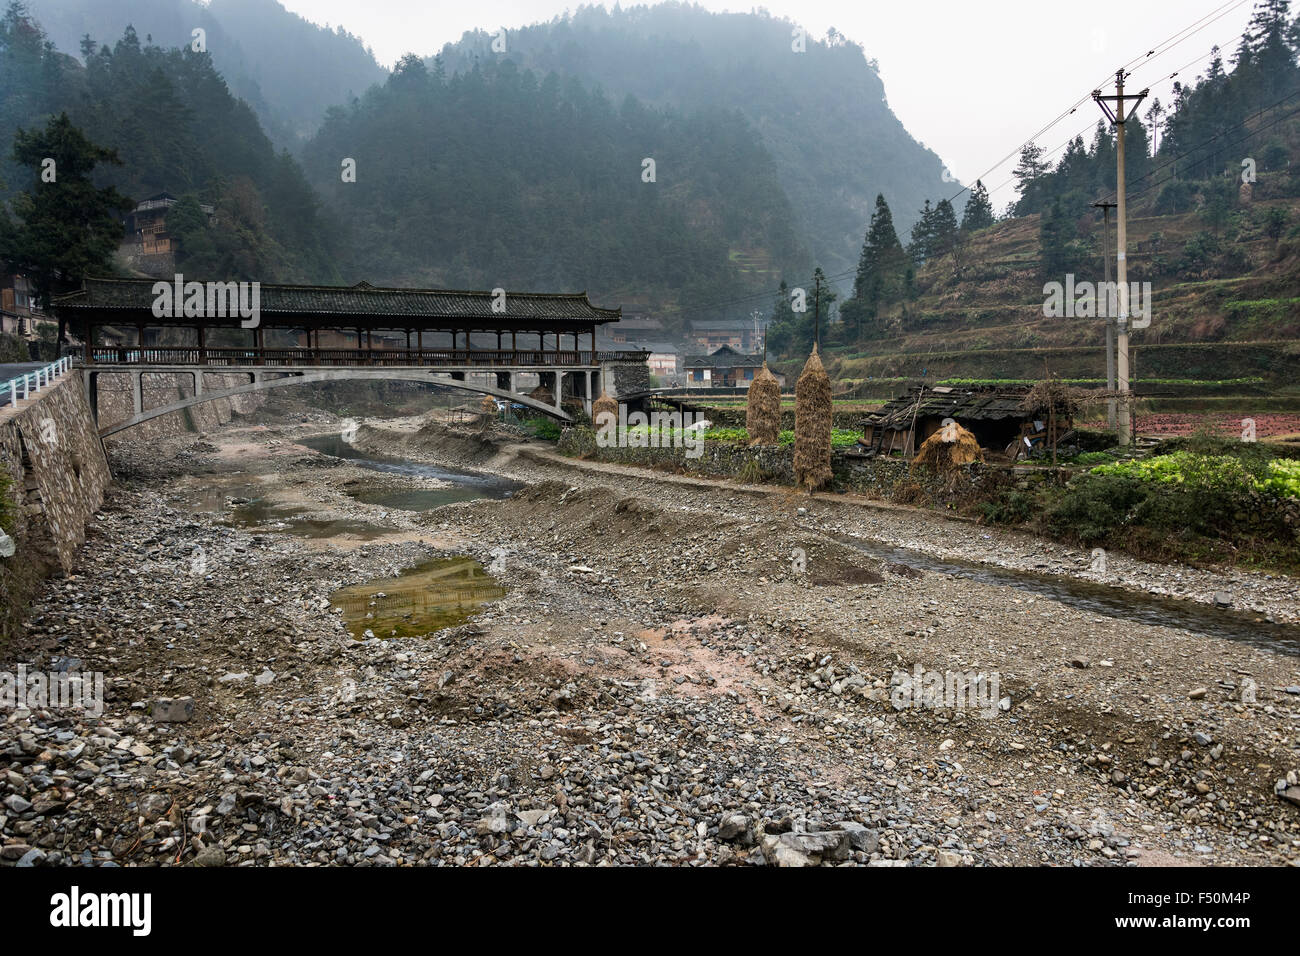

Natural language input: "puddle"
[837,533,1300,656]
[348,486,486,511]
[172,479,264,513]
[224,497,388,540]
[330,556,507,638]
[298,433,520,508]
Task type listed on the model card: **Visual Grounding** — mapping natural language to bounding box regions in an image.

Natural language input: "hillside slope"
[23,0,386,143]
[431,4,952,281]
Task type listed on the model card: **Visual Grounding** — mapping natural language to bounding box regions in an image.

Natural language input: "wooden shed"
[857,384,1074,459]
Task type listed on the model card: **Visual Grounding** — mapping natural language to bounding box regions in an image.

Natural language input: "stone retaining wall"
[0,377,112,641]
[558,425,998,499]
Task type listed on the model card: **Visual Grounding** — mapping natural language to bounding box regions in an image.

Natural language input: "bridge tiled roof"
[52,278,621,324]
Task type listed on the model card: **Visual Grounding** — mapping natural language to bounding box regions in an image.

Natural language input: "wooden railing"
[73,346,649,368]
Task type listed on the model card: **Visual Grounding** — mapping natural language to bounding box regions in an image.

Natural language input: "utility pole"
[1094,70,1146,446]
[1092,200,1117,429]
[813,271,822,351]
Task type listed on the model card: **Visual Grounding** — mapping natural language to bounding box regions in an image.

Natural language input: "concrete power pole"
[1094,70,1146,446]
[813,272,822,351]
[1092,200,1117,429]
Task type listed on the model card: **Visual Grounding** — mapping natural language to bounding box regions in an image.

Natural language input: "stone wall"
[604,361,652,399]
[0,377,113,641]
[93,371,268,440]
[690,405,865,432]
[558,425,992,498]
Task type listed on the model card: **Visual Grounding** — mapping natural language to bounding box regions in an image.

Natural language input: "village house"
[631,341,679,378]
[687,317,764,352]
[858,384,1076,459]
[683,345,781,388]
[606,313,665,343]
[118,192,215,276]
[1,273,40,337]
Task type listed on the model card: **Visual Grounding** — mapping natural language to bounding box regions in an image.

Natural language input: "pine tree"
[960,180,995,232]
[930,198,959,258]
[908,199,936,264]
[1012,142,1049,215]
[1038,197,1074,279]
[5,113,132,344]
[844,195,905,338]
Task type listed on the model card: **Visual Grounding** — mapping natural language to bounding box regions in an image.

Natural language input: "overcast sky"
[275,0,1258,206]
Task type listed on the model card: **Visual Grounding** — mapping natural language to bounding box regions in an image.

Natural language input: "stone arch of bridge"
[87,368,583,437]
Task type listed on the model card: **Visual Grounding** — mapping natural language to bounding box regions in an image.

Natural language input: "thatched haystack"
[746,363,781,445]
[476,394,499,431]
[592,392,618,429]
[911,421,983,472]
[794,346,832,492]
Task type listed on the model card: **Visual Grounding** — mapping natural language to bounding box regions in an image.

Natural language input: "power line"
[646,1,1266,329]
[947,0,1255,206]
[1096,85,1300,203]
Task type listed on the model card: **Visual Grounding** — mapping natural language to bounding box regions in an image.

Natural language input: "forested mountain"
[0,3,336,281]
[23,0,386,144]
[430,4,951,281]
[302,56,810,318]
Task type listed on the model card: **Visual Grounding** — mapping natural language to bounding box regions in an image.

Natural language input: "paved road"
[0,362,48,408]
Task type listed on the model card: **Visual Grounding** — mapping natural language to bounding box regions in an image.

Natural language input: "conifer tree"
[960,180,995,232]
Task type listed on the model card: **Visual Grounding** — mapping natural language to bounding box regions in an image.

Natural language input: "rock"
[1285,686,1300,696]
[215,793,237,816]
[218,672,250,683]
[717,813,749,841]
[152,696,195,722]
[1069,656,1090,669]
[1281,786,1300,809]
[766,813,794,834]
[762,830,851,866]
[4,794,33,814]
[839,822,880,854]
[254,669,276,685]
[517,809,550,828]
[190,847,227,867]
[15,848,45,867]
[477,802,513,834]
[1212,591,1233,607]
[1193,731,1213,746]
[936,850,964,867]
[1188,687,1208,700]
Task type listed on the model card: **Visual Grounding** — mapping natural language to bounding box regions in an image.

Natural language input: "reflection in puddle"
[298,433,520,507]
[225,498,387,540]
[349,485,484,511]
[331,556,506,638]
